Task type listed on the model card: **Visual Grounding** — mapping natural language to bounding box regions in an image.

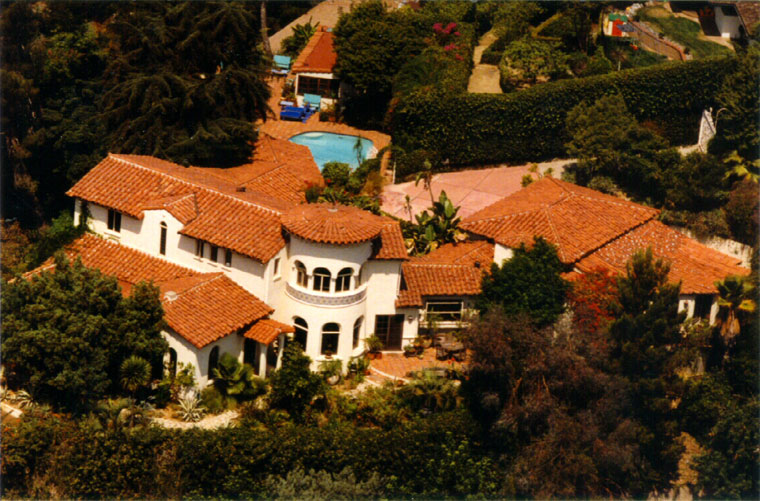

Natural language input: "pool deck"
[260,76,391,157]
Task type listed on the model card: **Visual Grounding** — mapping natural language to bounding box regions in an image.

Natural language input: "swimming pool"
[289,132,374,170]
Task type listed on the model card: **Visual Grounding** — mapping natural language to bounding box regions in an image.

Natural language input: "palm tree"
[120,356,152,427]
[714,275,757,353]
[414,159,435,205]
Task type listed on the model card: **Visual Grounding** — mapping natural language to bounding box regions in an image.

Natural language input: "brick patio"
[368,348,465,382]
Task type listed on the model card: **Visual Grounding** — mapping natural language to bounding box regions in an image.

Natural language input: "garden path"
[467,30,502,94]
[152,409,238,429]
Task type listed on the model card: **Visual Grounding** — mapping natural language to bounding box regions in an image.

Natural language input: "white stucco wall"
[679,294,719,325]
[715,6,742,38]
[493,244,513,265]
[163,329,243,388]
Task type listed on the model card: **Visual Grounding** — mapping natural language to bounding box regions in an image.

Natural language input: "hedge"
[2,410,502,498]
[389,56,737,167]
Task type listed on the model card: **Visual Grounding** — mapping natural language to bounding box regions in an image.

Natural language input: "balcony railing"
[286,282,367,306]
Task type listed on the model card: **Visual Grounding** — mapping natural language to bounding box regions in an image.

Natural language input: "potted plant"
[403,344,417,358]
[319,359,343,385]
[364,334,384,359]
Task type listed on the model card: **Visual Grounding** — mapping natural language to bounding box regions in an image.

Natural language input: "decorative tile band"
[286,282,366,306]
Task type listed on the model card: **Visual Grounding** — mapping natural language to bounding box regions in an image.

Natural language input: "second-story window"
[295,261,308,287]
[210,245,218,263]
[225,249,232,267]
[107,209,121,232]
[335,267,353,292]
[195,239,204,258]
[273,257,280,278]
[159,222,167,255]
[312,267,331,292]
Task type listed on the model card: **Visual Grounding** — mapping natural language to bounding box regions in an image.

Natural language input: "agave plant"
[177,395,206,422]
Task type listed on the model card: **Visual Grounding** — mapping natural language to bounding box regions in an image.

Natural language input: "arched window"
[159,222,167,255]
[358,264,366,286]
[294,317,308,350]
[168,348,177,377]
[295,261,308,287]
[208,346,219,376]
[335,267,353,292]
[313,267,331,292]
[353,317,363,349]
[321,322,340,355]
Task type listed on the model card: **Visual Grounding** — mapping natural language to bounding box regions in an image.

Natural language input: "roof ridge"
[169,272,226,298]
[571,216,659,264]
[541,205,566,261]
[109,154,283,217]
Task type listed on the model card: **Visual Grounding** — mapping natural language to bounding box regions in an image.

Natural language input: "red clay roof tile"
[31,235,272,348]
[282,203,389,245]
[243,318,295,345]
[373,222,409,260]
[291,29,337,74]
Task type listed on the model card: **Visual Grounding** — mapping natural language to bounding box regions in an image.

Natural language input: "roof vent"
[474,261,481,268]
[236,186,246,192]
[163,291,178,302]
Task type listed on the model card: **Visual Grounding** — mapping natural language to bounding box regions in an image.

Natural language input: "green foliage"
[119,356,151,396]
[607,248,687,492]
[200,385,227,413]
[176,395,206,422]
[663,152,728,212]
[261,466,386,500]
[212,352,267,403]
[24,210,86,271]
[402,190,466,255]
[268,343,325,421]
[637,6,733,59]
[499,37,569,91]
[321,161,351,188]
[710,45,760,162]
[280,19,318,59]
[397,370,462,414]
[477,237,569,327]
[390,57,736,167]
[1,256,167,412]
[493,1,544,43]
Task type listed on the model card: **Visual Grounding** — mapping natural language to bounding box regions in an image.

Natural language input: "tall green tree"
[607,248,687,494]
[1,255,167,412]
[268,343,325,422]
[476,237,569,327]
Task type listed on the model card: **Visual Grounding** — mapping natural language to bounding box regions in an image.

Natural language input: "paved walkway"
[369,348,465,382]
[467,30,502,94]
[382,159,571,220]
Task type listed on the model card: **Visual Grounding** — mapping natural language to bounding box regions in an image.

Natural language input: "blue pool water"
[289,132,374,170]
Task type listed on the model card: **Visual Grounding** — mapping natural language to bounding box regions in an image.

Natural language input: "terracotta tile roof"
[31,235,272,348]
[373,222,409,260]
[291,28,337,74]
[244,318,295,345]
[196,135,323,204]
[67,150,303,262]
[461,178,659,264]
[575,220,750,294]
[396,242,493,307]
[282,203,390,245]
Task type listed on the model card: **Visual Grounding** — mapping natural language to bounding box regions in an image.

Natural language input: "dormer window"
[313,267,331,292]
[107,209,121,232]
[335,267,353,292]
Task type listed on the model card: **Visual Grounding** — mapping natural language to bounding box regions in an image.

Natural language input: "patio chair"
[303,93,322,111]
[279,105,306,121]
[271,55,291,75]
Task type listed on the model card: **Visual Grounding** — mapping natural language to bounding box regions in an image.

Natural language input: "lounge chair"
[303,93,322,111]
[272,55,291,75]
[279,105,314,123]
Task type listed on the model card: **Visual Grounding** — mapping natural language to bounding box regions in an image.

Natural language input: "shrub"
[321,161,351,188]
[390,57,736,167]
[724,179,759,245]
[587,175,620,195]
[268,343,325,421]
[261,466,386,500]
[200,386,226,413]
[499,37,569,91]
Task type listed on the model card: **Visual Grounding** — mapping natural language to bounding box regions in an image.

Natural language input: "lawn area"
[637,6,732,58]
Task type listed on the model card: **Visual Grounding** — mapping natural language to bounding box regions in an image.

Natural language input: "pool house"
[291,27,343,109]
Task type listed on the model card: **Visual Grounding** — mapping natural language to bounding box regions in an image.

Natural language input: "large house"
[52,142,747,385]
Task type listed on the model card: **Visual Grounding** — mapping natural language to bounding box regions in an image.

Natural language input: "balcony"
[285,282,367,307]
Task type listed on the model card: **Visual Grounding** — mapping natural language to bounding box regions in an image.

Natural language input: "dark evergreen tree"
[476,236,569,327]
[607,248,687,495]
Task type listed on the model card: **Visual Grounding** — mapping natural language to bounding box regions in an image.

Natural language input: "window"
[353,317,363,349]
[358,264,365,286]
[336,267,353,292]
[425,301,463,322]
[168,348,177,378]
[195,239,204,258]
[374,314,404,351]
[294,317,308,350]
[107,209,121,232]
[273,257,281,277]
[313,267,331,292]
[297,76,339,97]
[694,295,713,320]
[208,346,219,376]
[321,322,340,355]
[225,249,232,267]
[295,261,308,287]
[159,222,167,255]
[210,245,218,263]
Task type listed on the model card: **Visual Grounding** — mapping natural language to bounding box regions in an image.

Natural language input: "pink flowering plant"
[430,21,466,61]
